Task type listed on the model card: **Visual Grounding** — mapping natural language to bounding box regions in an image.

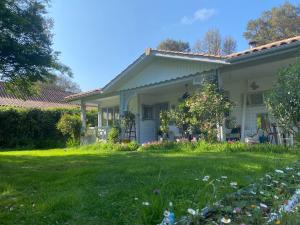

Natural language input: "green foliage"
[91,141,140,152]
[265,60,300,135]
[0,0,72,96]
[244,2,300,45]
[139,140,292,153]
[0,107,97,149]
[56,114,82,146]
[107,127,120,143]
[157,39,190,52]
[159,111,170,140]
[186,83,232,142]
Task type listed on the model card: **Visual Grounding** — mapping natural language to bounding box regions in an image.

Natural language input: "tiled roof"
[226,35,300,58]
[0,82,77,108]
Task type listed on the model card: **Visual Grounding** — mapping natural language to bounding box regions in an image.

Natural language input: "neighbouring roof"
[66,35,300,102]
[0,82,78,108]
[227,35,300,58]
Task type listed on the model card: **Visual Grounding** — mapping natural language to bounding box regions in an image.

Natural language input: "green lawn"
[0,146,299,225]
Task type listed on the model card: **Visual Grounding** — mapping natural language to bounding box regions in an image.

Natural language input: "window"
[101,106,120,126]
[247,91,265,106]
[142,105,153,120]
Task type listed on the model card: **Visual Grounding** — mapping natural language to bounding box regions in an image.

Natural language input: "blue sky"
[49,0,300,91]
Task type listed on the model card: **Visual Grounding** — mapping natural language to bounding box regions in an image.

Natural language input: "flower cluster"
[176,161,300,225]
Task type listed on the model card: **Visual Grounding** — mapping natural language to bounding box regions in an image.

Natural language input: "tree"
[222,36,237,55]
[244,2,300,45]
[40,75,81,93]
[186,83,232,142]
[0,0,72,96]
[157,39,190,52]
[265,60,300,135]
[193,29,237,55]
[193,29,222,55]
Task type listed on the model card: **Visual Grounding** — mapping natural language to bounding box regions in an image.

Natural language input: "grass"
[0,144,299,225]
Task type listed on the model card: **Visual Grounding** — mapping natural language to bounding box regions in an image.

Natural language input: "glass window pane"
[101,109,107,126]
[108,108,113,126]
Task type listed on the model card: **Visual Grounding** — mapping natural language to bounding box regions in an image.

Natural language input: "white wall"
[121,58,219,91]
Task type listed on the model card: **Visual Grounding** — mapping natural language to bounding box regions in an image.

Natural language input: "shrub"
[56,114,82,146]
[0,107,97,149]
[108,127,120,143]
[89,142,140,152]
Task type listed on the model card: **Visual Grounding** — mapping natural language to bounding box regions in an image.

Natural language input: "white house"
[66,36,300,144]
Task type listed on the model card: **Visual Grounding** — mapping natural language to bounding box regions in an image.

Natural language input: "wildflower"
[260,203,268,209]
[221,176,228,179]
[251,204,256,208]
[297,172,300,176]
[195,178,199,181]
[221,217,231,224]
[187,208,197,215]
[250,191,256,195]
[274,195,279,200]
[169,202,173,207]
[142,202,150,206]
[265,174,271,179]
[230,182,237,188]
[275,169,284,174]
[260,191,264,195]
[285,167,293,171]
[275,220,281,225]
[134,197,138,201]
[233,207,241,214]
[202,176,210,182]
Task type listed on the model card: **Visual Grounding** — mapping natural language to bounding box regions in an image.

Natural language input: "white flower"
[230,182,237,188]
[134,197,138,201]
[202,176,210,182]
[286,167,293,171]
[260,203,268,209]
[195,178,199,181]
[169,202,173,207]
[142,202,150,206]
[221,176,228,179]
[220,217,231,224]
[297,172,300,176]
[281,182,287,186]
[187,208,196,215]
[250,191,256,195]
[275,169,284,174]
[274,195,279,200]
[265,174,272,179]
[260,191,264,195]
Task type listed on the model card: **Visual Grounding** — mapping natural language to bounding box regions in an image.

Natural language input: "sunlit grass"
[0,145,299,224]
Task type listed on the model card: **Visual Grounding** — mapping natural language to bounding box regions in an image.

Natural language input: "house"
[66,35,300,144]
[0,82,77,109]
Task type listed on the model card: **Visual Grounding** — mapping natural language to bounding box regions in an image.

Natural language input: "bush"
[56,114,82,146]
[108,127,120,143]
[0,107,97,149]
[85,142,140,152]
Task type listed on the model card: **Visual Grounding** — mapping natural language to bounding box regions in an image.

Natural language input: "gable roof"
[0,82,77,108]
[66,35,300,102]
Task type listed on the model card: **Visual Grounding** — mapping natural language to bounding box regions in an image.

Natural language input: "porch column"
[97,103,102,127]
[80,100,87,131]
[217,69,226,142]
[241,92,247,142]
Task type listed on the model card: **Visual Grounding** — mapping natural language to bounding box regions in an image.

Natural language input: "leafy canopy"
[186,83,232,141]
[157,39,190,52]
[244,2,300,45]
[0,0,72,95]
[265,60,300,134]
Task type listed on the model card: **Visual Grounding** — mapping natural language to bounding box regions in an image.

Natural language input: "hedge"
[0,107,97,149]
